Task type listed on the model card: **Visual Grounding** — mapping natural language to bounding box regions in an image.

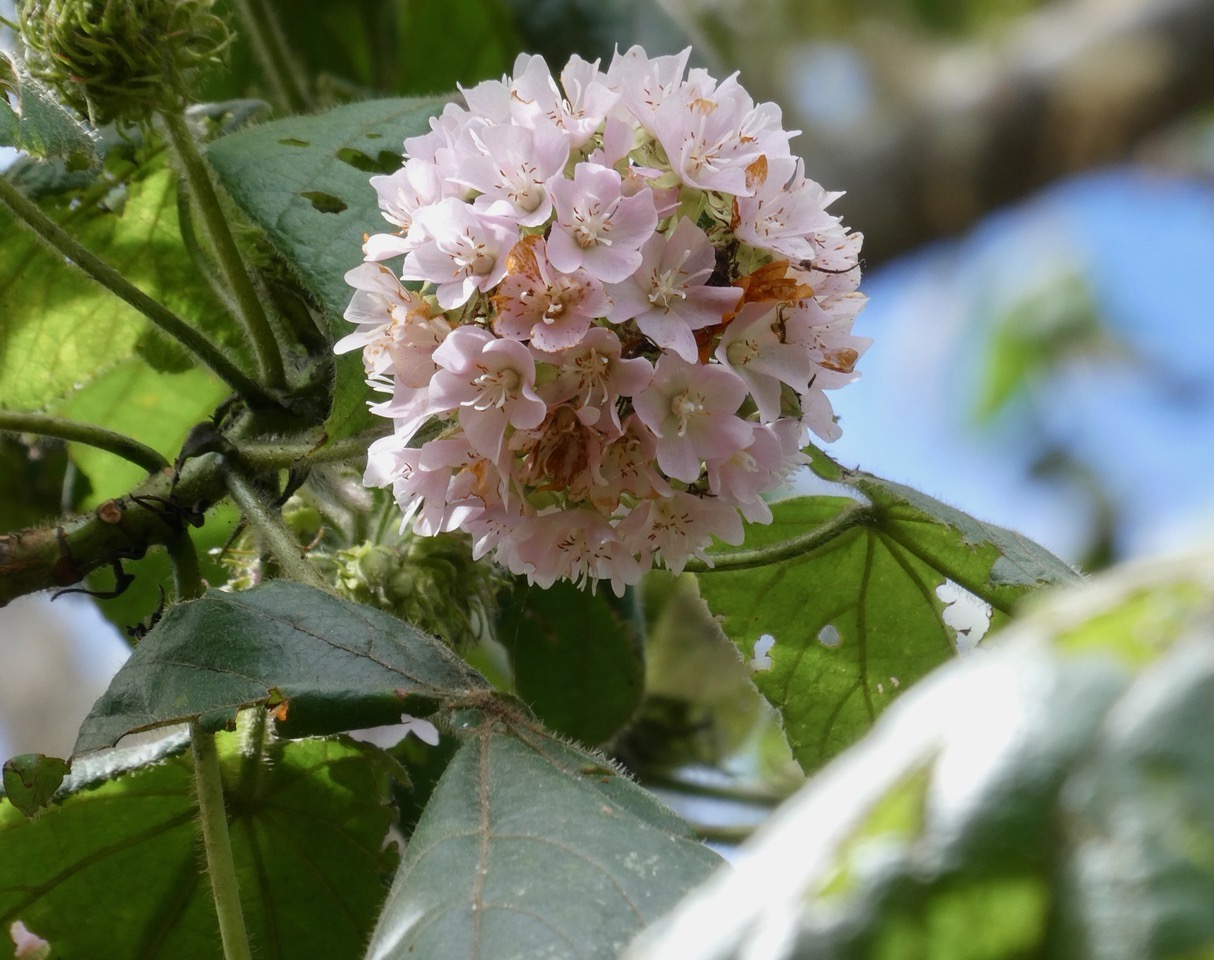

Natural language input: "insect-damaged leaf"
[74,580,489,754]
[205,98,445,439]
[697,475,1077,773]
[364,726,721,960]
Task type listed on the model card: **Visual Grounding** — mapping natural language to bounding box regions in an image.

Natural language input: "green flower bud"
[19,0,230,125]
[334,532,506,651]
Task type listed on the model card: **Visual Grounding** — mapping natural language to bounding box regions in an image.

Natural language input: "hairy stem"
[190,723,254,960]
[0,174,274,407]
[222,464,328,590]
[685,505,874,573]
[162,110,286,391]
[234,430,385,470]
[0,410,169,475]
[167,528,204,601]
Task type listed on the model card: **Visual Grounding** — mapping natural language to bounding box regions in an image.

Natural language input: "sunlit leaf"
[365,725,720,960]
[697,476,1078,772]
[0,730,398,960]
[55,360,229,507]
[74,580,490,754]
[205,98,446,439]
[0,162,236,412]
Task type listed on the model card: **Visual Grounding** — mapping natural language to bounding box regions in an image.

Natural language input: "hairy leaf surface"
[75,580,489,753]
[365,726,720,960]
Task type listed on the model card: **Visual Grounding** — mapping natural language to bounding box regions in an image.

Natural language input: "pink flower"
[632,354,752,483]
[606,217,741,362]
[542,327,653,433]
[428,326,547,463]
[607,46,693,137]
[334,263,435,379]
[401,199,518,309]
[509,509,642,595]
[547,163,658,283]
[458,121,570,227]
[733,157,844,262]
[491,236,610,353]
[510,54,619,147]
[715,301,818,422]
[705,422,806,523]
[617,490,744,574]
[653,72,793,196]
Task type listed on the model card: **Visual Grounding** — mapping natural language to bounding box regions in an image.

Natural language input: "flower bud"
[334,532,506,651]
[19,0,230,125]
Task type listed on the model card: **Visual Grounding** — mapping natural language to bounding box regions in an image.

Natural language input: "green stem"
[222,464,328,590]
[685,505,874,574]
[190,722,254,960]
[0,174,274,407]
[0,410,168,475]
[235,430,386,470]
[166,529,204,601]
[161,110,286,391]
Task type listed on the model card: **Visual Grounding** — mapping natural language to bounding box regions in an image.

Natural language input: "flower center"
[670,391,703,437]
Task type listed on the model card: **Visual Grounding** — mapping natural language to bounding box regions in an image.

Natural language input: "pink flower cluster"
[338,47,870,594]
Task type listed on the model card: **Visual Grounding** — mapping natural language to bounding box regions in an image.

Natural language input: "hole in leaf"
[366,132,383,139]
[300,191,348,214]
[278,137,310,147]
[749,634,775,672]
[936,581,992,653]
[336,147,402,175]
[817,624,841,648]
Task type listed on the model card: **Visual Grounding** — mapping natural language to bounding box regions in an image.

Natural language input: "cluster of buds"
[339,47,870,594]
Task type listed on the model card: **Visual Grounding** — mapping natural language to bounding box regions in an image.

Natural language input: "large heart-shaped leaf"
[205,98,446,438]
[697,468,1078,772]
[365,725,720,960]
[74,580,490,753]
[0,729,398,960]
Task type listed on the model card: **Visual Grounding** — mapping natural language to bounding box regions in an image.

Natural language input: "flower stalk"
[222,464,329,590]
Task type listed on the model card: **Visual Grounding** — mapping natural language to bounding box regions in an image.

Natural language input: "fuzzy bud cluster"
[19,0,229,125]
[339,47,870,594]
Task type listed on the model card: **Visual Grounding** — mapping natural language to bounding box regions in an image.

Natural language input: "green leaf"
[847,471,1081,612]
[74,580,490,754]
[499,579,645,745]
[0,161,236,412]
[698,496,961,772]
[365,726,720,960]
[205,98,446,439]
[0,53,96,162]
[698,454,1079,772]
[0,755,69,819]
[0,729,398,960]
[55,360,230,507]
[625,550,1214,960]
